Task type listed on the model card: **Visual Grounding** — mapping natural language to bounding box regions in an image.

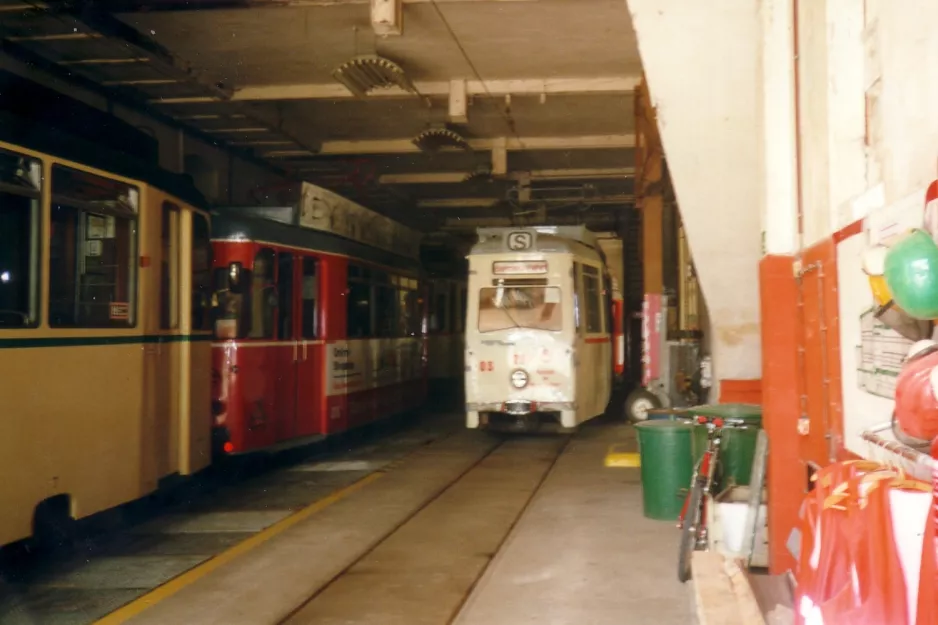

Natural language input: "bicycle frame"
[677,422,723,537]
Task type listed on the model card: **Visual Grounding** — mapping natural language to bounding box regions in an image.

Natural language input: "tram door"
[273,251,298,442]
[147,200,183,481]
[295,255,323,437]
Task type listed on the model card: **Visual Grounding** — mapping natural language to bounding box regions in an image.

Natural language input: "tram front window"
[477,286,562,333]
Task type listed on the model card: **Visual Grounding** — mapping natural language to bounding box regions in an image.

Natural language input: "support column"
[635,78,664,296]
[756,0,803,576]
[628,0,764,400]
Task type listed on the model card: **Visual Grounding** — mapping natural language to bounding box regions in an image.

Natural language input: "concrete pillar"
[760,0,797,256]
[627,0,763,395]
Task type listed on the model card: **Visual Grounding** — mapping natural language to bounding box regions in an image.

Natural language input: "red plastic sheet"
[794,461,933,625]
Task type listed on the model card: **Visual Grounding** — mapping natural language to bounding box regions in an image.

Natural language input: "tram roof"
[0,110,208,210]
[468,225,604,262]
[211,207,424,274]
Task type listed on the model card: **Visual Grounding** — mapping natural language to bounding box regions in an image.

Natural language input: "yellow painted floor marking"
[604,445,640,468]
[94,471,384,625]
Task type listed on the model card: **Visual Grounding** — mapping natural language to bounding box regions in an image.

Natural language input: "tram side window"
[301,256,318,339]
[49,165,138,328]
[601,274,611,334]
[248,248,276,339]
[573,262,582,332]
[374,278,398,338]
[160,203,180,330]
[0,150,41,328]
[426,283,437,331]
[277,252,294,340]
[451,282,461,333]
[191,212,213,331]
[398,278,420,337]
[583,265,603,333]
[434,291,448,334]
[347,264,372,338]
[460,286,467,332]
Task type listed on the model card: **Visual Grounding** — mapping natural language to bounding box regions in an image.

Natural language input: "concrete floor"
[453,421,695,625]
[1,413,697,625]
[0,413,460,625]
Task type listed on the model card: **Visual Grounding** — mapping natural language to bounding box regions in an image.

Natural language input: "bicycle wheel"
[678,479,704,583]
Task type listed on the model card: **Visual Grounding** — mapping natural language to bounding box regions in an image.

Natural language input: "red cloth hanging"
[917,483,938,624]
[794,461,881,625]
[818,477,911,625]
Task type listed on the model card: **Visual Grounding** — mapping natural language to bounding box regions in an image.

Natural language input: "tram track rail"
[276,434,571,625]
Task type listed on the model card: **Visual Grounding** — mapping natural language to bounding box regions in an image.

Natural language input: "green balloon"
[884,229,938,320]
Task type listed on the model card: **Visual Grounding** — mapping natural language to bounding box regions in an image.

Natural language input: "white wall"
[627,0,764,388]
[0,52,286,205]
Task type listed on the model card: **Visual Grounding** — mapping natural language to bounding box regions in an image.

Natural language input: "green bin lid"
[689,403,763,425]
[634,419,694,431]
[646,408,692,417]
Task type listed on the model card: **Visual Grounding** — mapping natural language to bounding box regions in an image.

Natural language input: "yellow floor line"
[94,471,384,625]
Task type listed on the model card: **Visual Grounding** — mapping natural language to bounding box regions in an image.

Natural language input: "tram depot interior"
[4,1,938,624]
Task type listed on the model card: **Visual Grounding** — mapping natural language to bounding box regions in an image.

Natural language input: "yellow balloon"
[869,274,892,307]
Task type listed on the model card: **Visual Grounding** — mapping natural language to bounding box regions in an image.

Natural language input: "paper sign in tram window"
[109,302,130,320]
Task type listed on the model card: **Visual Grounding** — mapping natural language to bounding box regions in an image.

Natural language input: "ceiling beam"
[419,198,501,208]
[378,167,636,184]
[313,134,636,155]
[448,79,468,124]
[95,0,537,12]
[372,0,403,36]
[152,76,641,104]
[440,215,628,229]
[419,193,635,209]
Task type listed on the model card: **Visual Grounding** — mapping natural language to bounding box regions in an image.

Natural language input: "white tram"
[464,226,624,431]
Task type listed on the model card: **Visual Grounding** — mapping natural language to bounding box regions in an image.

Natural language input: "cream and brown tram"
[0,120,212,548]
[464,226,624,431]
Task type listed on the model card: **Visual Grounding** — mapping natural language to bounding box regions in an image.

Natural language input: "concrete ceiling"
[0,0,640,240]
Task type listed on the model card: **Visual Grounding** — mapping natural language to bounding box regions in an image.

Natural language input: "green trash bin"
[688,403,763,488]
[634,420,694,521]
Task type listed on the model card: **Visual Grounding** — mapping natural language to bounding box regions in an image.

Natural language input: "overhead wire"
[426,0,602,227]
[427,0,527,150]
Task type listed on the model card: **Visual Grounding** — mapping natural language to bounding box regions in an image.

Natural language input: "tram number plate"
[507,231,533,251]
[479,360,494,372]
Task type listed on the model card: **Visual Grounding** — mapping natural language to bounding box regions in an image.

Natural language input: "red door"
[273,250,298,444]
[295,254,324,437]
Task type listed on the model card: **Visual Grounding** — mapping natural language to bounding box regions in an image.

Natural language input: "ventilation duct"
[332,54,416,98]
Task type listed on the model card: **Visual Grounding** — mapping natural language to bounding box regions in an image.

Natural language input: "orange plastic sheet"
[919,459,938,625]
[793,460,934,625]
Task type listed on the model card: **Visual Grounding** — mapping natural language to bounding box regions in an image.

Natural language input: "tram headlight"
[510,368,529,389]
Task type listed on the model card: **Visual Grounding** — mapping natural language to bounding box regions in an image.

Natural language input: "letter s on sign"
[507,231,532,251]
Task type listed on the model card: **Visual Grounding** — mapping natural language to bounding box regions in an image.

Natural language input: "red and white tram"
[210,206,427,455]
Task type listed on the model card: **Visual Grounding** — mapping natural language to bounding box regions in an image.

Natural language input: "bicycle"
[676,413,750,583]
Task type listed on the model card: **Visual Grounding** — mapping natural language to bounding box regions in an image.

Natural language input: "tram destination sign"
[298,182,422,260]
[492,260,548,275]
